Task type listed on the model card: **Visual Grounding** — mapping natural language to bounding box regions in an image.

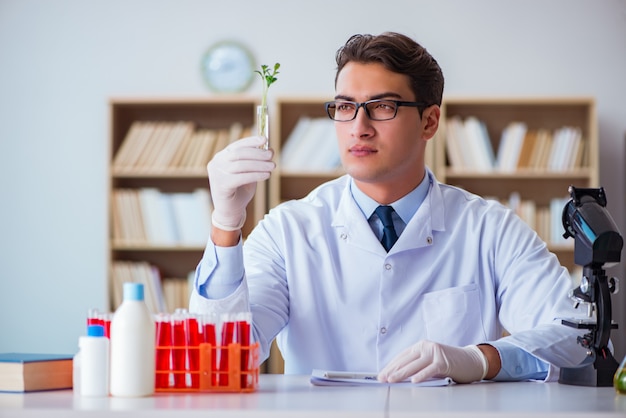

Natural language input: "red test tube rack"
[154,310,258,393]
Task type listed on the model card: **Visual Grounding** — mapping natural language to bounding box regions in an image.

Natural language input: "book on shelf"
[495,122,527,172]
[162,272,195,313]
[112,121,156,170]
[136,122,172,169]
[546,126,583,171]
[464,116,495,171]
[571,132,585,169]
[111,260,166,312]
[192,129,218,169]
[111,189,146,244]
[152,121,195,169]
[170,189,213,246]
[0,353,73,393]
[443,116,466,169]
[139,188,178,245]
[127,188,147,242]
[280,116,312,168]
[111,188,213,246]
[516,130,538,170]
[280,117,340,172]
[112,121,251,172]
[177,130,199,169]
[177,129,215,170]
[446,118,587,174]
[111,261,194,313]
[527,129,551,170]
[546,127,567,171]
[535,129,553,170]
[445,116,495,172]
[452,116,477,170]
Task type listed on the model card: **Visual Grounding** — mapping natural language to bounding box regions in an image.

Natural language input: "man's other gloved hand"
[378,340,488,384]
[207,136,275,231]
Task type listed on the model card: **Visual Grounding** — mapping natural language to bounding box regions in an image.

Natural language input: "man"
[190,32,587,383]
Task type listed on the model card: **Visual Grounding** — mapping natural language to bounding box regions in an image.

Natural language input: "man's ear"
[421,105,441,140]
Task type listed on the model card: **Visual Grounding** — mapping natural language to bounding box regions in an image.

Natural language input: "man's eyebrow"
[334,94,354,101]
[333,92,404,101]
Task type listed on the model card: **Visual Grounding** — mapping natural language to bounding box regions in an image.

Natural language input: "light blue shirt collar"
[350,171,430,237]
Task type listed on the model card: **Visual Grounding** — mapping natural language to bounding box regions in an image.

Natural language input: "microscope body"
[558,187,623,387]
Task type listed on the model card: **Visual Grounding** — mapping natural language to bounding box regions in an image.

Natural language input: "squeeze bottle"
[79,324,109,397]
[110,282,155,397]
[73,350,81,396]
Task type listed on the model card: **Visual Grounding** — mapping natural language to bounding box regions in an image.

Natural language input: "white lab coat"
[191,169,588,380]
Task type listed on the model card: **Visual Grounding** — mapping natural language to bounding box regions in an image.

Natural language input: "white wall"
[1,0,625,361]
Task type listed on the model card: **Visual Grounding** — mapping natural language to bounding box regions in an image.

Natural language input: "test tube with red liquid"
[86,309,112,338]
[236,312,252,388]
[87,309,101,327]
[218,312,252,387]
[219,314,236,386]
[201,313,218,386]
[171,309,187,388]
[185,313,200,388]
[155,313,172,389]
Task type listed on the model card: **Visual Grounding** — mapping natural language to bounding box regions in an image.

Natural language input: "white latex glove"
[378,340,488,384]
[207,136,275,231]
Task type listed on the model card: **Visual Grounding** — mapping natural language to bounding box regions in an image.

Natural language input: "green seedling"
[255,63,280,148]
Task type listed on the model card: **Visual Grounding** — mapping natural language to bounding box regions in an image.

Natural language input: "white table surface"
[0,374,624,417]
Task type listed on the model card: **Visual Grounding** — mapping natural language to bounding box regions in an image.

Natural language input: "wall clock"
[201,41,256,93]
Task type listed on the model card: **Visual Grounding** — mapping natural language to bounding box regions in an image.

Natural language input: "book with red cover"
[0,353,73,392]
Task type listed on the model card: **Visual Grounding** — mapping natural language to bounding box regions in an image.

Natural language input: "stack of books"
[110,260,194,313]
[445,116,495,172]
[445,117,586,172]
[111,188,213,246]
[280,117,341,172]
[113,121,250,173]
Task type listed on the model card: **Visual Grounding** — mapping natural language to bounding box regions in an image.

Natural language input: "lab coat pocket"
[421,283,486,345]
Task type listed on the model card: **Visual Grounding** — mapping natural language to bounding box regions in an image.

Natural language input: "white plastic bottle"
[73,350,81,396]
[79,324,110,397]
[109,282,155,397]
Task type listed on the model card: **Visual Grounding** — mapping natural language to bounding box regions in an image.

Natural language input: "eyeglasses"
[324,99,427,122]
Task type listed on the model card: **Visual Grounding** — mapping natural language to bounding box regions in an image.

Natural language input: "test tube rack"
[155,342,259,393]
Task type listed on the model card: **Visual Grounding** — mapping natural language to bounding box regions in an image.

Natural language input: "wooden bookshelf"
[435,97,599,271]
[108,97,266,312]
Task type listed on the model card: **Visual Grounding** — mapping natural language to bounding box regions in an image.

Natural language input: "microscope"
[558,186,623,387]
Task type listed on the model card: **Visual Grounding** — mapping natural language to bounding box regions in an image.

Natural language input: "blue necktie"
[375,205,399,252]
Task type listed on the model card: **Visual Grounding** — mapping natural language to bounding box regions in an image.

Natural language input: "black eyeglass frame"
[324,99,428,122]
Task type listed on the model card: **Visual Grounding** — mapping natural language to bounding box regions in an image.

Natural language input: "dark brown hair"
[334,32,444,107]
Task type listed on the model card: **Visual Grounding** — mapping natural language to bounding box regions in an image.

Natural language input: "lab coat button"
[380,327,387,334]
[427,236,433,244]
[340,233,347,240]
[384,263,392,270]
